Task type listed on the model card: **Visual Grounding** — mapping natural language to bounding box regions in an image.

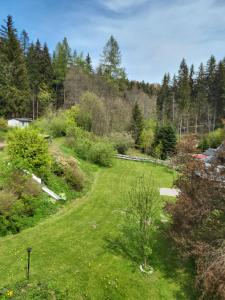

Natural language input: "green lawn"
[0,156,194,299]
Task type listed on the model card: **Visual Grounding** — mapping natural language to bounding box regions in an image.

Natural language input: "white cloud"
[99,0,148,12]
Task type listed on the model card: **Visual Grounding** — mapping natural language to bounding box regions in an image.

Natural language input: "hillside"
[0,141,194,299]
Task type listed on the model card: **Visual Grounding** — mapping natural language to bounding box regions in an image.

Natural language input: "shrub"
[7,128,51,177]
[153,125,177,159]
[140,119,156,154]
[0,191,17,215]
[109,132,134,154]
[89,141,115,167]
[199,128,225,150]
[0,117,7,130]
[52,157,84,191]
[8,171,41,198]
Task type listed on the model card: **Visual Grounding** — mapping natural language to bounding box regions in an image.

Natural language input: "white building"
[8,118,32,128]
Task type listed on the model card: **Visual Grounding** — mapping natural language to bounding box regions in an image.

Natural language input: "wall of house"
[8,119,29,128]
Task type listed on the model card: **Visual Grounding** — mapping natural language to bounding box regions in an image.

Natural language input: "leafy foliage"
[199,128,225,150]
[7,128,51,177]
[126,175,161,268]
[109,132,134,154]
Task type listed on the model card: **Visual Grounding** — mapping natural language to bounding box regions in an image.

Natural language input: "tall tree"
[194,63,207,132]
[130,102,144,147]
[157,73,171,122]
[214,60,225,128]
[27,40,53,118]
[205,55,217,130]
[0,16,30,117]
[20,30,29,56]
[53,37,72,107]
[177,58,191,133]
[100,35,126,80]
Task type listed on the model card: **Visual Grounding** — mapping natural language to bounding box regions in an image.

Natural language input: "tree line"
[0,15,157,122]
[157,56,225,134]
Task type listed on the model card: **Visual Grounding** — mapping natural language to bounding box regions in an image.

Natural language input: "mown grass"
[0,149,194,299]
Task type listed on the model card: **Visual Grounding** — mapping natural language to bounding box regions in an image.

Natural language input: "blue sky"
[1,0,225,83]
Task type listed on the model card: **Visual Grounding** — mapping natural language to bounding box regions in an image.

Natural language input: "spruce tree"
[157,73,171,122]
[130,102,144,147]
[0,16,30,117]
[86,53,93,73]
[194,63,207,132]
[214,60,225,127]
[177,58,191,133]
[20,30,29,56]
[100,35,126,80]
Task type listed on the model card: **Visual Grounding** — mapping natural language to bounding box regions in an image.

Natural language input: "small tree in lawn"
[127,175,160,272]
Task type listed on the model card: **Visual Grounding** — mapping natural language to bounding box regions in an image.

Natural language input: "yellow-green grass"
[0,157,194,299]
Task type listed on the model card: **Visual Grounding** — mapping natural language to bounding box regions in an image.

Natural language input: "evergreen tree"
[20,30,29,56]
[52,37,72,107]
[86,53,93,73]
[0,16,30,117]
[177,58,191,133]
[154,125,177,160]
[205,55,217,130]
[214,60,225,127]
[26,40,53,118]
[100,35,126,80]
[194,63,208,132]
[157,73,171,122]
[130,103,144,147]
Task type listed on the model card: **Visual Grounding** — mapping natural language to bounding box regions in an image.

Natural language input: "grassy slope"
[0,153,194,299]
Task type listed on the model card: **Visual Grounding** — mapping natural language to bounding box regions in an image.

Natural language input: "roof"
[192,154,208,159]
[10,118,32,122]
[203,148,217,156]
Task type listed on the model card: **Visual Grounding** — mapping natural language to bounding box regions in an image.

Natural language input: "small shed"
[8,118,32,128]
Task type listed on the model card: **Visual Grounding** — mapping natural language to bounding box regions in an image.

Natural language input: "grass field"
[0,147,194,299]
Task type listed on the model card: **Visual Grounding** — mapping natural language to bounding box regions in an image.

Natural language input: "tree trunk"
[195,114,198,134]
[36,99,39,119]
[32,91,35,120]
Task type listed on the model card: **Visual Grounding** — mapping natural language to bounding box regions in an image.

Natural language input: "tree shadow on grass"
[104,223,197,300]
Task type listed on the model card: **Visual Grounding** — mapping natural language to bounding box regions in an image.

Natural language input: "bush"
[89,141,115,167]
[7,171,41,198]
[199,128,225,150]
[109,132,134,154]
[0,117,7,130]
[7,128,51,178]
[153,125,177,160]
[52,157,84,191]
[140,119,156,154]
[0,191,17,215]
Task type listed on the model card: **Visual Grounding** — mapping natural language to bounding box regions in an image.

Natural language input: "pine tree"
[0,16,30,117]
[214,60,225,127]
[205,55,217,130]
[100,35,126,80]
[177,58,191,133]
[26,40,53,118]
[20,30,29,56]
[157,73,171,122]
[53,37,72,107]
[130,102,144,147]
[194,63,207,132]
[86,53,93,73]
[42,43,53,88]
